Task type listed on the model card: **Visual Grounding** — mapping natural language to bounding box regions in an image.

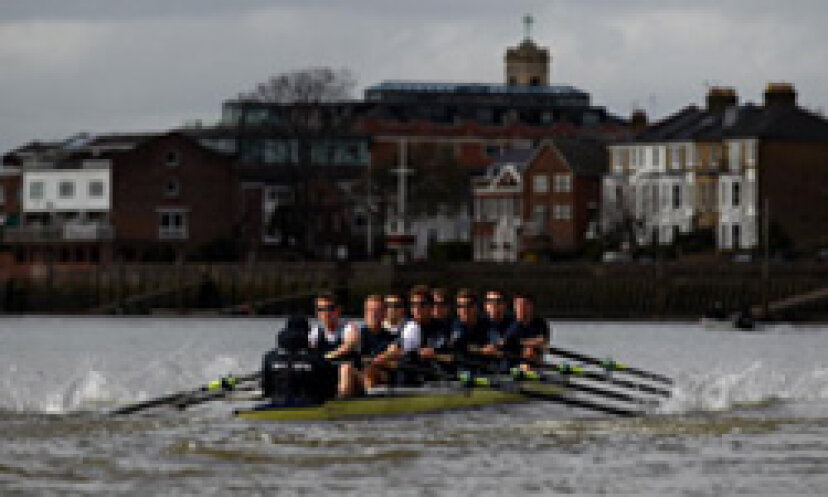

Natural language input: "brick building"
[1,132,239,265]
[472,138,606,261]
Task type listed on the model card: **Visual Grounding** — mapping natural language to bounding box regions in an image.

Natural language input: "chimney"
[630,108,648,132]
[706,86,738,114]
[764,82,797,108]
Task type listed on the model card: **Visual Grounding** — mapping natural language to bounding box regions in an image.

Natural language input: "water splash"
[661,361,828,414]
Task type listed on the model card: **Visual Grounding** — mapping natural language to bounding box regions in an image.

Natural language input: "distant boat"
[701,307,757,331]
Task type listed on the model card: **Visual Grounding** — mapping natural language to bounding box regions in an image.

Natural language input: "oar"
[174,383,261,410]
[503,369,658,407]
[461,374,643,417]
[542,362,672,398]
[547,345,673,385]
[450,355,657,407]
[110,371,261,416]
[464,347,671,397]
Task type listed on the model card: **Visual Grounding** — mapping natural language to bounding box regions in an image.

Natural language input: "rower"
[502,291,549,368]
[382,292,406,336]
[307,292,344,399]
[448,289,489,354]
[377,285,440,384]
[478,289,514,357]
[325,294,394,397]
[431,287,453,337]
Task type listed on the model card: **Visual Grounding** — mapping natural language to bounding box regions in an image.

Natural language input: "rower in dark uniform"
[479,289,514,358]
[307,292,344,398]
[326,294,394,397]
[382,292,407,337]
[448,289,489,357]
[430,287,453,338]
[502,291,549,369]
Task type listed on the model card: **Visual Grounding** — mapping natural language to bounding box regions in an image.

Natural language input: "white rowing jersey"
[399,320,422,353]
[382,319,404,336]
[308,321,344,351]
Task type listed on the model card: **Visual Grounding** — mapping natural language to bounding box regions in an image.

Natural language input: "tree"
[234,67,361,260]
[238,67,355,104]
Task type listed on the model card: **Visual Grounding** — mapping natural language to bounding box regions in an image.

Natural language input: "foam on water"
[661,361,828,414]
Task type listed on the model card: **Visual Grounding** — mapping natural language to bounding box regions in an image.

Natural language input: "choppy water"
[2,317,828,495]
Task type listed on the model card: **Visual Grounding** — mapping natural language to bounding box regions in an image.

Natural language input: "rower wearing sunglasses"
[382,292,406,336]
[306,292,345,399]
[448,289,489,354]
[478,289,515,357]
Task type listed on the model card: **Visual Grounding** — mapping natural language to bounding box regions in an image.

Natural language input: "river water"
[2,316,828,496]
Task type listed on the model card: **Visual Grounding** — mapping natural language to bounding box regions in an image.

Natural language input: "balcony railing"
[2,223,115,243]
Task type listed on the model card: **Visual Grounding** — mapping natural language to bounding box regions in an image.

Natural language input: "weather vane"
[523,14,534,40]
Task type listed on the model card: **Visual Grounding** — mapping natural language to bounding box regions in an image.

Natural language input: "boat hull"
[235,387,538,422]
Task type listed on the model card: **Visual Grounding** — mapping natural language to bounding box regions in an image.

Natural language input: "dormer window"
[165,150,180,167]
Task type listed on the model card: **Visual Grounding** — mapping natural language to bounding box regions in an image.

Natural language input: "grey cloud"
[2,1,827,153]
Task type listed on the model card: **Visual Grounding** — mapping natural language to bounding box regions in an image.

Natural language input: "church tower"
[504,15,550,86]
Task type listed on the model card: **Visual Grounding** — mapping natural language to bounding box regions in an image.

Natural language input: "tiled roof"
[547,137,607,176]
[631,103,828,142]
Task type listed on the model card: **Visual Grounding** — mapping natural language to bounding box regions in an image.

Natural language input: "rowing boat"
[234,383,566,422]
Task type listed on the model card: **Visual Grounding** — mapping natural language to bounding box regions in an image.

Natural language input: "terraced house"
[603,84,828,255]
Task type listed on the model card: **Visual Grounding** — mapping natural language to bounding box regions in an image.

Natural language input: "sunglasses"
[485,297,505,303]
[410,300,431,307]
[433,300,448,306]
[456,302,475,309]
[316,305,336,312]
[385,301,404,308]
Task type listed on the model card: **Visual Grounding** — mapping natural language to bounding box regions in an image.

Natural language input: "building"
[1,132,238,264]
[603,83,828,254]
[472,149,531,262]
[472,138,606,261]
[521,138,605,256]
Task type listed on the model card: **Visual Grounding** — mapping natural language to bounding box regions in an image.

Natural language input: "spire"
[523,14,534,41]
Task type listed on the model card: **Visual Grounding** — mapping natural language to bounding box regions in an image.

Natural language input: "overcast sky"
[2,0,826,154]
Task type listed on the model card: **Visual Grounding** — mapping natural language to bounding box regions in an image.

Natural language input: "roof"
[546,137,607,176]
[484,148,535,178]
[365,80,587,97]
[631,102,828,143]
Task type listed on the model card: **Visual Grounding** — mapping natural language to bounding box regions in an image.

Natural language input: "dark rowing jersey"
[308,322,344,355]
[421,319,450,351]
[482,316,514,347]
[359,324,395,357]
[448,318,489,351]
[502,317,548,354]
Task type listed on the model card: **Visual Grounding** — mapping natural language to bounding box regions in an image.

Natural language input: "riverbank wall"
[2,261,827,320]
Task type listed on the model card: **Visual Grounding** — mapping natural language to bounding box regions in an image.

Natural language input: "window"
[532,175,549,194]
[88,180,104,198]
[58,181,75,198]
[29,181,44,200]
[672,184,681,209]
[732,224,741,249]
[553,204,572,220]
[553,174,572,193]
[533,205,548,233]
[728,142,741,172]
[0,185,4,205]
[165,179,180,198]
[159,211,188,239]
[721,223,730,249]
[652,147,660,168]
[165,150,180,167]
